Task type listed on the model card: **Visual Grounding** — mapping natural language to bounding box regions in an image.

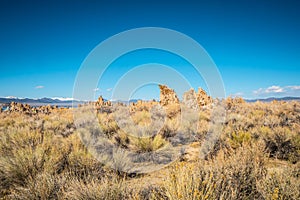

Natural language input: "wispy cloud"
[253,85,300,96]
[93,88,100,92]
[106,88,112,92]
[265,85,284,93]
[35,85,44,89]
[286,85,300,90]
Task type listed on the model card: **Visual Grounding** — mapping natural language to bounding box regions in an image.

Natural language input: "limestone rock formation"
[96,96,104,106]
[95,96,112,112]
[38,105,58,114]
[95,96,112,107]
[158,85,180,106]
[183,88,198,110]
[196,88,212,107]
[129,99,158,112]
[158,84,180,118]
[8,102,58,115]
[9,102,31,114]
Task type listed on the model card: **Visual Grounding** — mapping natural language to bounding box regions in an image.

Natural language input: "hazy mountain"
[1,96,299,106]
[0,97,85,107]
[245,97,300,102]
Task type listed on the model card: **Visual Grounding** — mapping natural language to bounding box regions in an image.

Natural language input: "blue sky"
[0,0,299,100]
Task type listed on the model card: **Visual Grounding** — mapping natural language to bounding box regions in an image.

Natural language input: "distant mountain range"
[0,97,142,107]
[245,96,300,102]
[0,96,299,107]
[0,97,85,107]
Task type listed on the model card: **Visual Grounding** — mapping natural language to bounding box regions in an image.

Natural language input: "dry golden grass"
[0,99,299,199]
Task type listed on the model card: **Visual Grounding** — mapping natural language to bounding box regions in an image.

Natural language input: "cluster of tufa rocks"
[159,84,212,109]
[8,102,58,115]
[125,84,213,118]
[95,96,112,107]
[2,85,216,116]
[182,87,212,109]
[129,100,159,112]
[94,96,112,112]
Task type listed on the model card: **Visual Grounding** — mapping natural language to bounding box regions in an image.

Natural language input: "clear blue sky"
[0,0,299,100]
